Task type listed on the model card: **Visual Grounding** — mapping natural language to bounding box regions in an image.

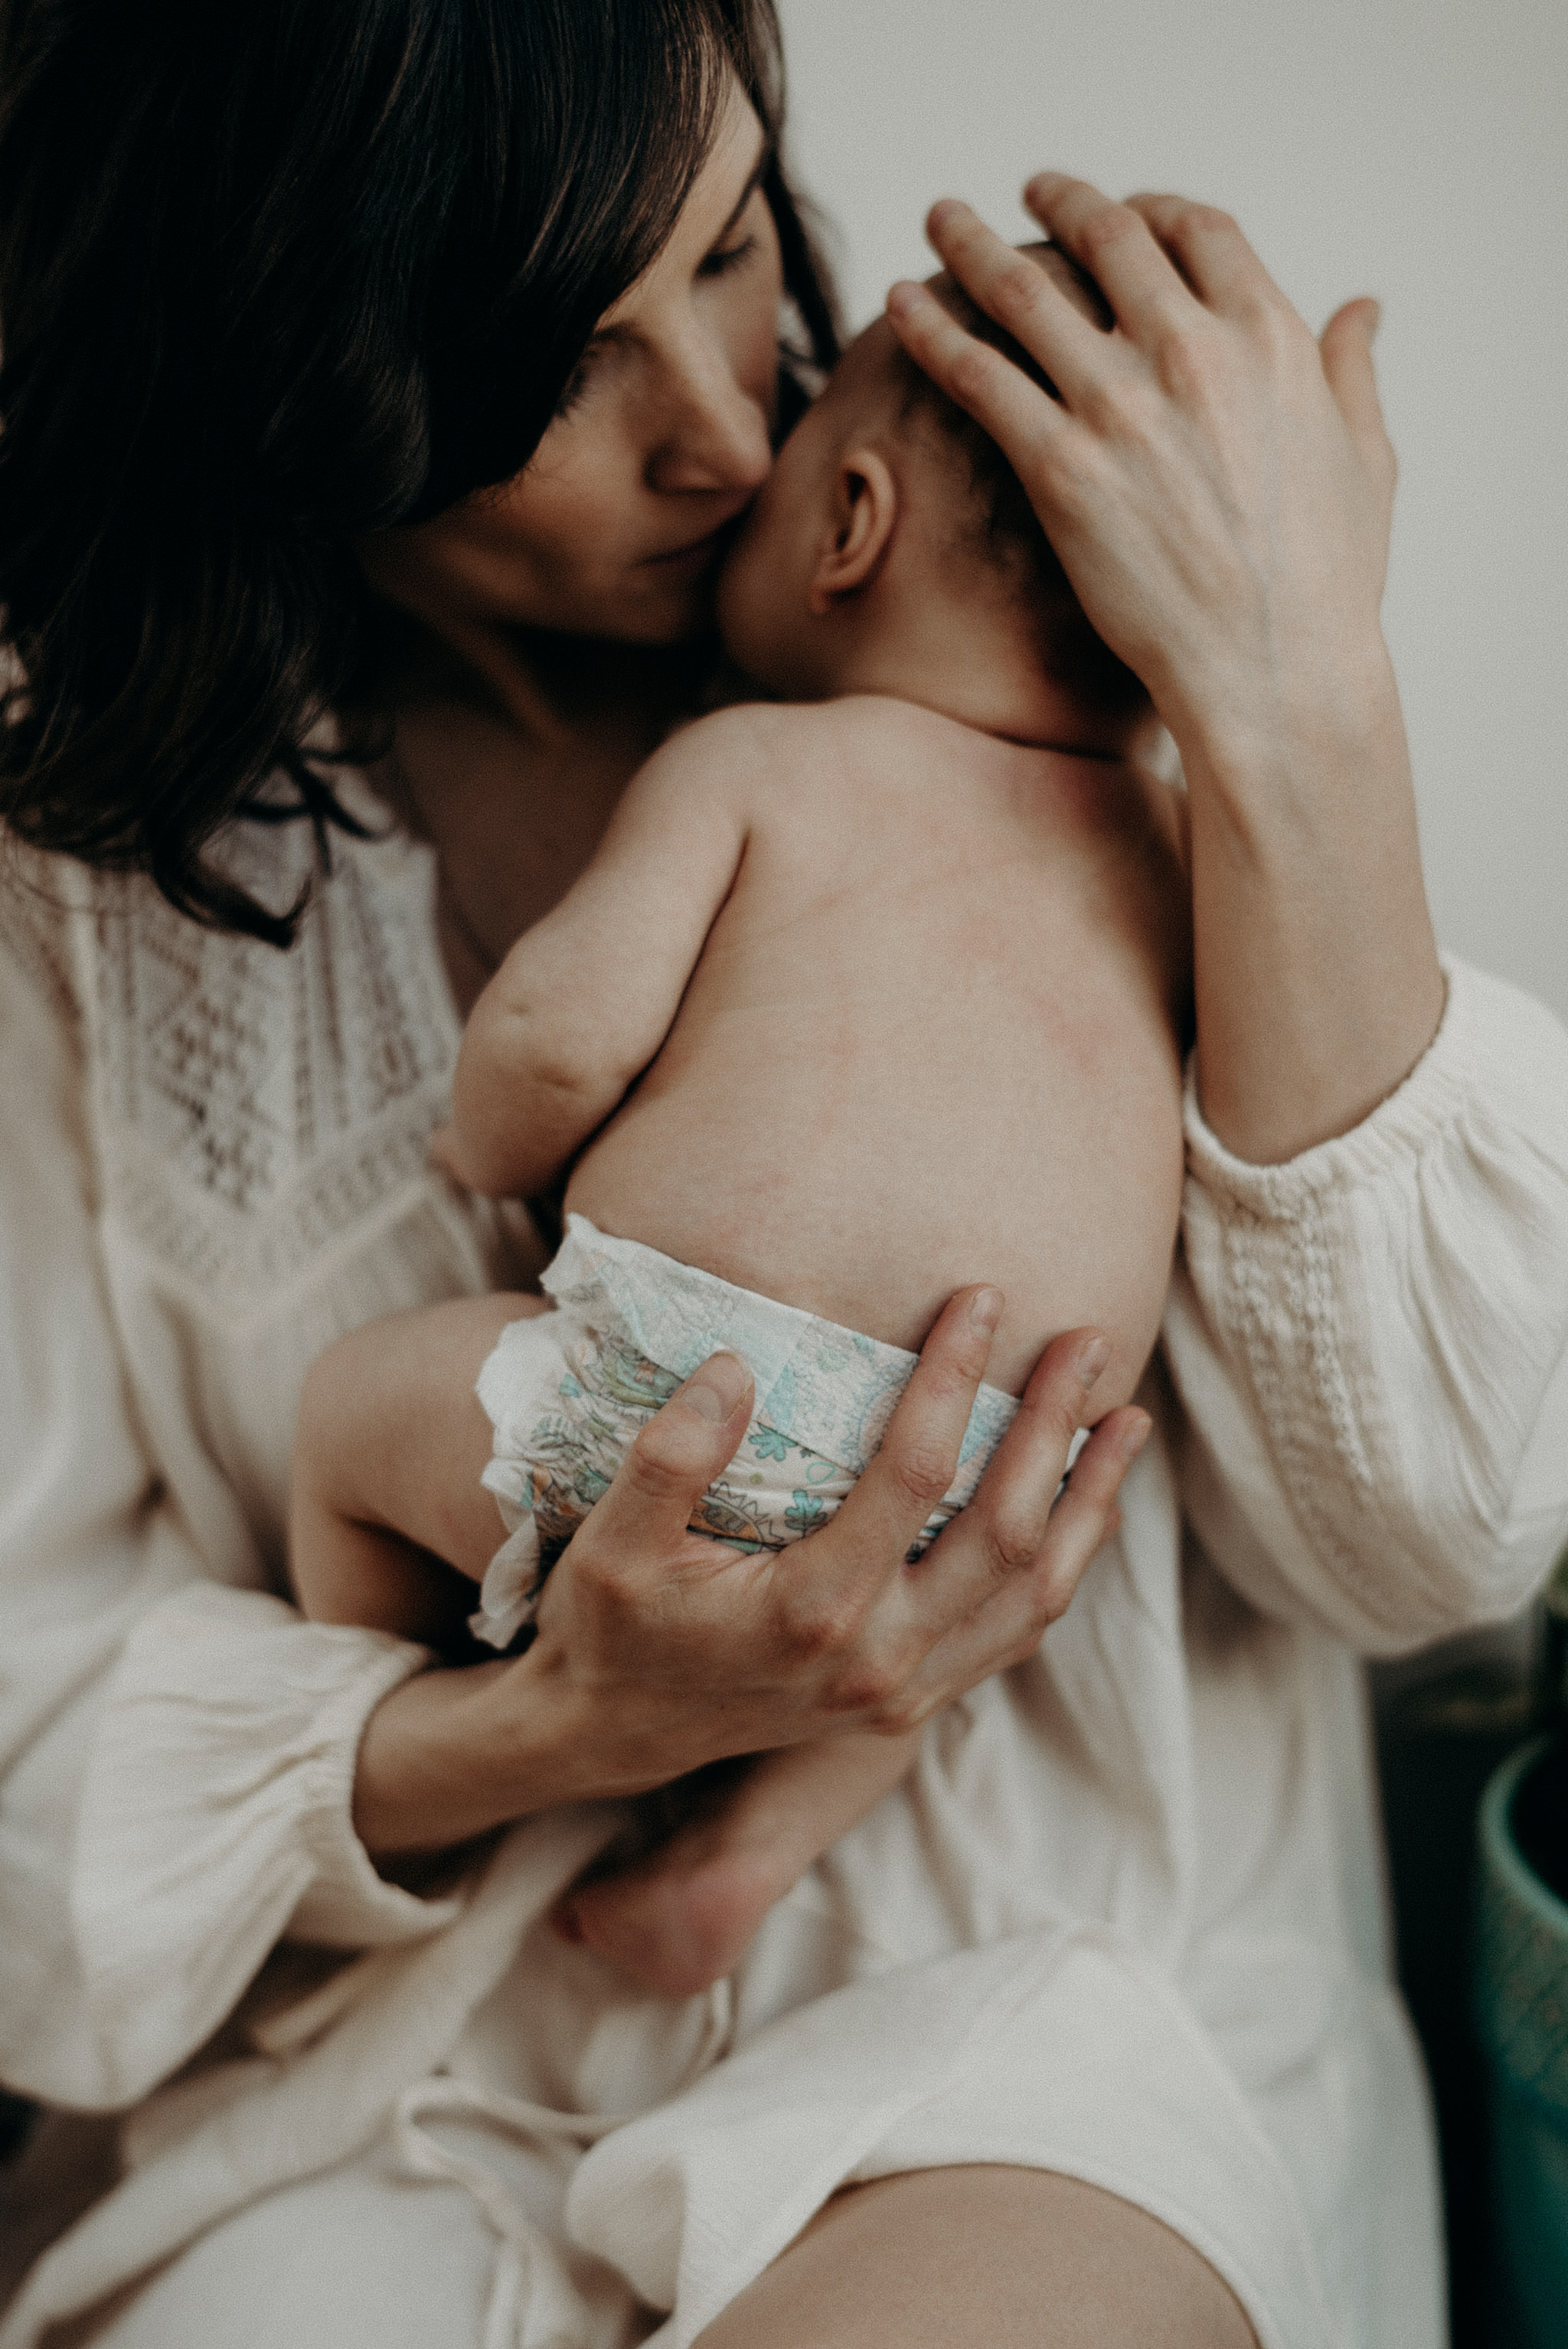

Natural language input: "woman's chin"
[608,569,723,649]
[505,560,723,653]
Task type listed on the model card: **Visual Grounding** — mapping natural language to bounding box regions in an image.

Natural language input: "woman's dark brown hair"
[0,0,838,943]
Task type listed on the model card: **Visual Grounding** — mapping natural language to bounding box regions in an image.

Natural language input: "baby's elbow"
[449,1052,622,1200]
[430,1113,529,1201]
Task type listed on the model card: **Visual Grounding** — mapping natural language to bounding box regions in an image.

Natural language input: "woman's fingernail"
[1076,1336,1111,1391]
[969,1286,1004,1334]
[927,198,964,234]
[681,1351,750,1424]
[1119,1412,1152,1461]
[886,280,922,319]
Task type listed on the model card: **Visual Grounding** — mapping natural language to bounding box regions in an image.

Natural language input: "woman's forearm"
[351,1658,550,1856]
[352,1308,1143,1860]
[1176,642,1444,1163]
[352,1650,653,1855]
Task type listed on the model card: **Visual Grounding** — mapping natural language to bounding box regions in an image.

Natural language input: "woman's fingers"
[825,1285,1004,1596]
[907,1404,1150,1714]
[1115,189,1282,318]
[1016,175,1200,345]
[570,1351,754,1587]
[912,199,1113,408]
[887,276,1075,463]
[1026,1403,1150,1620]
[903,1327,1112,1634]
[1320,299,1395,467]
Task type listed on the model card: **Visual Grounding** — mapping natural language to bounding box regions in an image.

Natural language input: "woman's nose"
[645,336,773,498]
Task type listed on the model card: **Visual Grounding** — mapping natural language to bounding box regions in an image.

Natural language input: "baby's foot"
[555,1818,796,2000]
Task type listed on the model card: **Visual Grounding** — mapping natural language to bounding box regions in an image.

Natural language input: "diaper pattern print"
[471,1216,1034,1651]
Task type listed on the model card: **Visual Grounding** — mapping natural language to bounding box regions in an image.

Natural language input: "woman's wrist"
[1178,655,1444,1162]
[1159,620,1400,808]
[351,1648,633,1859]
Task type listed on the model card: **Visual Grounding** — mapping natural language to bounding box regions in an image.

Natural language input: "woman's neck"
[377,615,711,1012]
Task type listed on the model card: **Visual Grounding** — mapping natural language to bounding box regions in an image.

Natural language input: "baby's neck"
[815,592,1145,761]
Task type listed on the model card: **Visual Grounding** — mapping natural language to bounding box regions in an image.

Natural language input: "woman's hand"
[353,1288,1146,1856]
[526,1286,1146,1774]
[887,178,1445,1165]
[888,179,1394,742]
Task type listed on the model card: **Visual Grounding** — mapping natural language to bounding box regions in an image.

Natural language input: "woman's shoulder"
[1,779,462,1256]
[0,833,93,1039]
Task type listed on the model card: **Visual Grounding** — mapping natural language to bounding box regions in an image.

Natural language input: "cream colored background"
[777,0,1567,1024]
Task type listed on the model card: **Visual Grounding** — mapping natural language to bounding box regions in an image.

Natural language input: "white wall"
[776,0,1568,1024]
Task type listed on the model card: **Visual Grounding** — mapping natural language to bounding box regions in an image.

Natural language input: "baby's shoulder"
[638,699,813,803]
[644,697,909,821]
[659,695,871,765]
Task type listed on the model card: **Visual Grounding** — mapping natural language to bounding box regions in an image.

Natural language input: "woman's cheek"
[500,469,629,598]
[730,241,786,427]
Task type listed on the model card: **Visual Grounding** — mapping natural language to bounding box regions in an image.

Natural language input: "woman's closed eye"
[551,341,606,422]
[698,231,760,282]
[547,181,775,427]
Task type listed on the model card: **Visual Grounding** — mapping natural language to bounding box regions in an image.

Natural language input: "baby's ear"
[807,447,898,613]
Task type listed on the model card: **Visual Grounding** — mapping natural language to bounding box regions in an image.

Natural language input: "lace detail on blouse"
[7,792,465,1308]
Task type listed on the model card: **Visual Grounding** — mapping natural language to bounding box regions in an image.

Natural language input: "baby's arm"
[442,711,758,1200]
[289,1293,539,1647]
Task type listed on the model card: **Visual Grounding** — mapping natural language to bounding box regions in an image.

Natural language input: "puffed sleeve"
[1163,959,1568,1655]
[0,925,458,2112]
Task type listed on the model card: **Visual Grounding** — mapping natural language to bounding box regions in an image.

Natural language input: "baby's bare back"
[568,698,1189,1402]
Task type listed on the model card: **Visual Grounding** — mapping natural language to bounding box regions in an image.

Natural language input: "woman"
[1,2,1563,2344]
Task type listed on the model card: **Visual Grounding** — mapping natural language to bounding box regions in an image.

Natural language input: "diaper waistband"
[544,1214,1017,1478]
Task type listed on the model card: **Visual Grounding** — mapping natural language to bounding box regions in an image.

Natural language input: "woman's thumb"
[1320,296,1391,462]
[596,1352,754,1547]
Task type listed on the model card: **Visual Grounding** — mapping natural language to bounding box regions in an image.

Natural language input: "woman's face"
[367,80,783,648]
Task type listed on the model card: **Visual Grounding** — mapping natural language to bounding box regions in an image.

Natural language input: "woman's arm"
[0,920,451,2109]
[886,179,1443,1165]
[347,1293,1149,1857]
[1166,960,1568,1649]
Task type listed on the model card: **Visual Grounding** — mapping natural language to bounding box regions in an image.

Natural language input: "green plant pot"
[1474,1733,1568,2345]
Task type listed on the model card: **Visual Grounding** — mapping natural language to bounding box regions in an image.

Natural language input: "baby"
[290,250,1190,1998]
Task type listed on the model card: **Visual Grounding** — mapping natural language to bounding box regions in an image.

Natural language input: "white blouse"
[1,786,1565,2349]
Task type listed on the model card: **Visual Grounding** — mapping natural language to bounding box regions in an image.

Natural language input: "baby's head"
[718,245,1144,728]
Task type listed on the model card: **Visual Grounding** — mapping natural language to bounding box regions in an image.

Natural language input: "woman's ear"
[807,449,898,613]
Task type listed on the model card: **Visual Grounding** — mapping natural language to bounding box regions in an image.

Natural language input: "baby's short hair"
[892,248,1142,708]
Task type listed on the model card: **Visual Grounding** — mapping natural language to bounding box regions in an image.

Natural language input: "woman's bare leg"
[691,2166,1260,2349]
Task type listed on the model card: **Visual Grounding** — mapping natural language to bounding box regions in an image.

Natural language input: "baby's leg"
[289,1293,544,1648]
[559,1726,923,1998]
